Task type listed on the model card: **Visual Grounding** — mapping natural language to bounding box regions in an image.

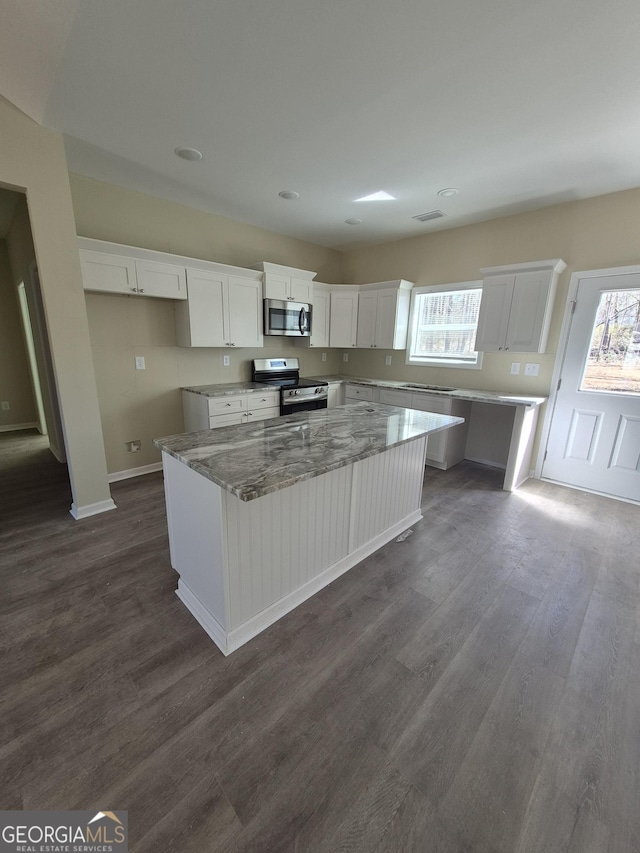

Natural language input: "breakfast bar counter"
[154,402,462,654]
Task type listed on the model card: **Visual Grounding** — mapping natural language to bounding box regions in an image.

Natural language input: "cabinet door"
[180,269,227,346]
[374,289,401,349]
[263,274,289,301]
[330,291,359,347]
[410,393,452,464]
[135,260,187,299]
[226,277,263,347]
[356,291,378,348]
[506,270,552,353]
[327,385,340,409]
[209,413,246,429]
[309,287,330,347]
[245,407,280,422]
[474,274,514,352]
[79,250,137,295]
[290,278,313,303]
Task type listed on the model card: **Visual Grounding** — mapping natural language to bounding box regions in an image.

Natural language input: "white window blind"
[407,283,482,367]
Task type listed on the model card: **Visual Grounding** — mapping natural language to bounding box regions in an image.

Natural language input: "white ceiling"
[3,0,640,250]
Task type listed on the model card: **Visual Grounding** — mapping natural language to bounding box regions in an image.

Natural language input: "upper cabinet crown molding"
[248,261,317,280]
[479,259,567,277]
[249,261,317,303]
[475,258,567,354]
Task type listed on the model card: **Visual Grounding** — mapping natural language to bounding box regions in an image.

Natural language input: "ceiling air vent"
[412,210,446,223]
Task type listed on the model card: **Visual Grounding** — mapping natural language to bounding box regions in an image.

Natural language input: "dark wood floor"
[1,430,639,852]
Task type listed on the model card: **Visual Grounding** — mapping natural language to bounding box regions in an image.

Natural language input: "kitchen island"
[154,402,463,655]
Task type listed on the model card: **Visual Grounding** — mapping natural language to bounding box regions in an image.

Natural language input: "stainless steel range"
[252,357,328,415]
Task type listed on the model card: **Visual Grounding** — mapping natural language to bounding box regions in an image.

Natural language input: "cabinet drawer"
[249,392,279,411]
[379,389,413,407]
[208,395,246,416]
[345,384,373,402]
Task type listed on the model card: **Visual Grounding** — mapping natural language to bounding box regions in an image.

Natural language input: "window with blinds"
[407,282,483,367]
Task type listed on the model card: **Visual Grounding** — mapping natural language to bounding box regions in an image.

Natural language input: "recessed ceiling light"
[174,147,203,161]
[345,218,362,225]
[278,190,300,200]
[437,187,459,198]
[354,191,396,202]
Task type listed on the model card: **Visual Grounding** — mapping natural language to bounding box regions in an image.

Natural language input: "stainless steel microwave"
[264,298,312,336]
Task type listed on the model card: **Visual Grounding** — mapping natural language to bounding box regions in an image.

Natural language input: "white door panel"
[543,271,640,502]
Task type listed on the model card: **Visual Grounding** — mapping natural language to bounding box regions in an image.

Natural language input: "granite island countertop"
[308,375,546,407]
[154,402,463,502]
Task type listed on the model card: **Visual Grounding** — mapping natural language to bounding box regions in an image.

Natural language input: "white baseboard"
[108,462,163,483]
[0,421,39,433]
[464,455,507,471]
[69,498,117,520]
[177,508,423,656]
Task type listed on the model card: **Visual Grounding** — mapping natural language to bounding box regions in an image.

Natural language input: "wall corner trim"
[69,498,117,520]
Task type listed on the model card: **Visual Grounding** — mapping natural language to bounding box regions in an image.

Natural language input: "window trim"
[405,280,484,369]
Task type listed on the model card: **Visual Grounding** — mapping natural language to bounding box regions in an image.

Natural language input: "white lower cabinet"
[183,390,279,432]
[409,393,471,469]
[378,388,413,407]
[344,384,374,403]
[327,382,343,408]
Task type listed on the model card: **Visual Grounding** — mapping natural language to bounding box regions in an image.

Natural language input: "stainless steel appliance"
[252,357,328,414]
[264,298,312,337]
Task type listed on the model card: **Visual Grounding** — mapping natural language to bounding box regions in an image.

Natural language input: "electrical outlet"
[385,355,392,366]
[343,353,349,362]
[510,362,521,375]
[321,352,327,362]
[126,440,141,453]
[223,355,230,366]
[1,401,9,411]
[135,356,145,370]
[524,362,540,377]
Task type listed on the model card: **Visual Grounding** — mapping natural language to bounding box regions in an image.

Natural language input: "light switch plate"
[343,353,349,362]
[223,355,230,366]
[385,355,392,365]
[524,362,540,376]
[510,362,521,375]
[135,356,145,370]
[321,352,327,362]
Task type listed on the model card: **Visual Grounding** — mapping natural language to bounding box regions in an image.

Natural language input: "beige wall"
[0,239,36,429]
[5,195,66,459]
[70,175,344,474]
[0,94,111,515]
[341,188,640,462]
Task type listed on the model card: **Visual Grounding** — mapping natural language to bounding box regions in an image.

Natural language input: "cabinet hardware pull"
[139,288,144,293]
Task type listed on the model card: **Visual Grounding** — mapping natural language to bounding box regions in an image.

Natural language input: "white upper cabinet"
[356,280,413,349]
[248,262,316,303]
[308,282,330,347]
[474,259,566,353]
[176,267,263,348]
[134,259,187,299]
[329,287,359,347]
[78,239,187,300]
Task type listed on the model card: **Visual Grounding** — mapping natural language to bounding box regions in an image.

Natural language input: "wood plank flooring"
[1,429,639,852]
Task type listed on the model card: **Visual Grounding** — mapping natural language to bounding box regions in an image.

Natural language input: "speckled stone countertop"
[154,402,463,502]
[309,375,546,407]
[182,382,280,396]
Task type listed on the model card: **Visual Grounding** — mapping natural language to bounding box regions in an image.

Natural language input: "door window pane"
[580,289,640,394]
